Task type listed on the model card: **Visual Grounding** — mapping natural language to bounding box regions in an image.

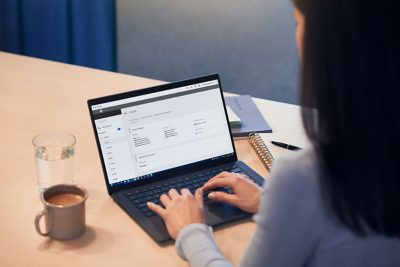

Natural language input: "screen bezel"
[87,74,238,195]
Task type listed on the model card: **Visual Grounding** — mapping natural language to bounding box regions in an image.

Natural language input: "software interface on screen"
[91,79,234,186]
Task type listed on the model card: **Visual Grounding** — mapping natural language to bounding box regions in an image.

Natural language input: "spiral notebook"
[248,133,275,172]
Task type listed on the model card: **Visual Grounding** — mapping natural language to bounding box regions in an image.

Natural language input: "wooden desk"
[0,52,305,266]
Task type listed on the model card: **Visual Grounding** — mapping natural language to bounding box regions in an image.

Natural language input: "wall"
[117,0,299,104]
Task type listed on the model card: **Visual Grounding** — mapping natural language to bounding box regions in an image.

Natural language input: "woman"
[148,0,400,266]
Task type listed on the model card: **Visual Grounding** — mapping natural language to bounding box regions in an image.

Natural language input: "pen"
[271,141,302,151]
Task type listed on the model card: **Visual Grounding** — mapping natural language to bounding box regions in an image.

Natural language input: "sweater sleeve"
[239,151,322,267]
[175,223,233,267]
[176,151,322,267]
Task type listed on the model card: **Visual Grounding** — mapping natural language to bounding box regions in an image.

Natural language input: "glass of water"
[33,132,76,192]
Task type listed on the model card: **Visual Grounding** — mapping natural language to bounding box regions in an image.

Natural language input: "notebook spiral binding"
[248,133,274,172]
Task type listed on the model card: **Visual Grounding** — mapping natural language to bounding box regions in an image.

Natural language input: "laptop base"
[113,160,264,243]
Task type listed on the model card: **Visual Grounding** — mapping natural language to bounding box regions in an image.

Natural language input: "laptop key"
[145,195,153,201]
[230,167,241,173]
[141,206,150,212]
[144,211,155,217]
[153,189,161,194]
[126,194,136,200]
[189,188,196,194]
[137,202,147,208]
[144,191,152,196]
[224,186,234,194]
[201,177,208,182]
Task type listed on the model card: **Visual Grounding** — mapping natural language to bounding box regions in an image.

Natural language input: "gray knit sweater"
[175,150,400,267]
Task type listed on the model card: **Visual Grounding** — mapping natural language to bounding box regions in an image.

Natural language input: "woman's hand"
[147,188,205,240]
[202,172,262,213]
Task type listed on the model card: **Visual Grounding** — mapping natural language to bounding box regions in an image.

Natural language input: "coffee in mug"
[47,193,84,206]
[35,184,88,240]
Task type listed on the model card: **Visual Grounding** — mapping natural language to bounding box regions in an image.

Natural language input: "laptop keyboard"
[125,165,252,217]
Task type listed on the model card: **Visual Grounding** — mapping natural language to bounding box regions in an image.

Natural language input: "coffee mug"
[35,184,88,240]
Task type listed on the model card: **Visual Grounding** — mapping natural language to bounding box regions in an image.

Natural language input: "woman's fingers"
[149,173,242,220]
[195,188,204,206]
[147,202,166,219]
[207,191,239,206]
[202,177,235,191]
[180,188,192,196]
[203,172,231,185]
[160,192,172,206]
[205,171,248,186]
[168,188,180,200]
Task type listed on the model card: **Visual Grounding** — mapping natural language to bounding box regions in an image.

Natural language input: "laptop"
[87,74,265,242]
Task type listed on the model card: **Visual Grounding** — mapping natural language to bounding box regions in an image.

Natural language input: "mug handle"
[35,210,49,236]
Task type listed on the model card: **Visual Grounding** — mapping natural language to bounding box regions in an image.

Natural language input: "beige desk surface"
[0,52,306,266]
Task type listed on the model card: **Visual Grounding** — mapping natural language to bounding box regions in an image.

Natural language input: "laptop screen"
[88,75,236,190]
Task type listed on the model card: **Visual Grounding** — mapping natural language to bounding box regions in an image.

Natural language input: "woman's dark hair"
[293,0,400,237]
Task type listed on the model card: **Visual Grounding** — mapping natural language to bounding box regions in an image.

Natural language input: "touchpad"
[205,202,246,225]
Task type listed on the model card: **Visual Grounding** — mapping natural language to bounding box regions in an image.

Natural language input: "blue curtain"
[0,0,116,71]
